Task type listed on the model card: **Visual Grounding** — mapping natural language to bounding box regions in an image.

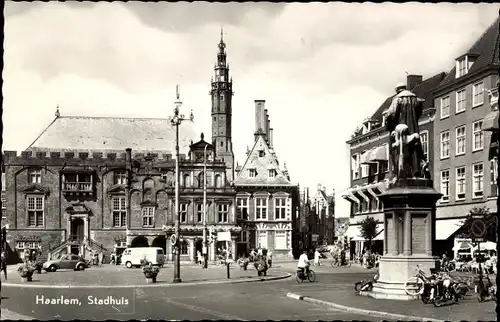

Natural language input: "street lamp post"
[203,144,209,269]
[170,85,194,283]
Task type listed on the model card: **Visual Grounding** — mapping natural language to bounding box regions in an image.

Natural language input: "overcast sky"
[3,2,498,217]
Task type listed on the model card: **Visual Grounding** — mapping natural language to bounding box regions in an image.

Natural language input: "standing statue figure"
[386,85,427,181]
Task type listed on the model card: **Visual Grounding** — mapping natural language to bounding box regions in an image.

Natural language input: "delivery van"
[121,247,165,268]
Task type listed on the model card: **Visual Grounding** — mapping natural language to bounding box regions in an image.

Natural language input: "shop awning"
[435,218,464,240]
[482,110,499,132]
[368,144,388,162]
[342,189,361,205]
[347,224,384,242]
[360,148,376,164]
[453,241,473,251]
[475,241,497,251]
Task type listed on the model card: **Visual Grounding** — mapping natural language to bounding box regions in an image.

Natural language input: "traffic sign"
[470,219,487,238]
[170,234,177,246]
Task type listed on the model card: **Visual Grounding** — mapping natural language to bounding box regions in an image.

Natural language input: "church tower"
[210,29,235,181]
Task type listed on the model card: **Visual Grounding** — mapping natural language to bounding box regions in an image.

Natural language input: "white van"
[121,247,165,268]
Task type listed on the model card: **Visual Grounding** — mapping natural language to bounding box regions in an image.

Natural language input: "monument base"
[359,255,439,300]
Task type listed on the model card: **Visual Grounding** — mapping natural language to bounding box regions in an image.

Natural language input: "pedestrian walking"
[1,251,8,280]
[101,252,105,265]
[314,248,321,266]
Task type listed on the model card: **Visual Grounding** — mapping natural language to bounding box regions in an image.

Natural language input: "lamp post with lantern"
[169,85,194,283]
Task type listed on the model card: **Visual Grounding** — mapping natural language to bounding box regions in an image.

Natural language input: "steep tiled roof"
[438,17,500,88]
[234,135,294,186]
[26,116,197,152]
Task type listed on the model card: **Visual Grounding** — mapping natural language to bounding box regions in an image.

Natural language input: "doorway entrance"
[70,218,84,241]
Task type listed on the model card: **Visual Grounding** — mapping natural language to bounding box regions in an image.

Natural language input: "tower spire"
[221,26,224,42]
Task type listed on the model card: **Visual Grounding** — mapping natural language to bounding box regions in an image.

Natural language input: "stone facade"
[234,101,299,260]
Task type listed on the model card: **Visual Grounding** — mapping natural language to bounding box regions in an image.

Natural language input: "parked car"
[43,254,89,272]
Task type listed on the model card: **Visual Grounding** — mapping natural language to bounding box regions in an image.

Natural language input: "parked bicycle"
[330,251,351,268]
[354,271,379,294]
[296,268,316,283]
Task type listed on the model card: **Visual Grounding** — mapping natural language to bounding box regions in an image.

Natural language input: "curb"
[1,273,291,289]
[285,292,444,322]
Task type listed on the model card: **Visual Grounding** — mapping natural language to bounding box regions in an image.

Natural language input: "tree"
[359,216,380,251]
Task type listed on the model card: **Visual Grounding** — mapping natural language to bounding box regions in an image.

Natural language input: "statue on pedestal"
[386,85,429,182]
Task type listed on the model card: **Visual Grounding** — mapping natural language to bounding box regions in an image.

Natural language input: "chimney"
[265,112,270,143]
[407,74,423,91]
[254,100,265,140]
[269,128,274,148]
[125,148,132,170]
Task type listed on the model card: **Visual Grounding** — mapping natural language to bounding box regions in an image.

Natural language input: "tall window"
[215,175,222,188]
[28,169,41,184]
[275,198,287,220]
[456,89,466,113]
[472,163,484,198]
[440,131,450,159]
[473,81,484,106]
[1,198,6,220]
[180,240,188,255]
[27,196,44,226]
[456,126,466,155]
[142,207,154,227]
[114,171,126,185]
[198,172,205,188]
[180,204,188,223]
[236,197,248,220]
[268,169,275,178]
[183,174,191,187]
[457,59,467,77]
[352,154,360,179]
[255,197,267,220]
[275,231,287,250]
[440,96,450,119]
[420,131,428,161]
[361,164,369,178]
[197,204,203,222]
[2,172,6,191]
[249,169,256,178]
[112,196,127,227]
[491,158,498,197]
[472,121,483,151]
[240,231,248,242]
[258,231,268,249]
[217,204,229,223]
[456,167,466,200]
[440,170,450,202]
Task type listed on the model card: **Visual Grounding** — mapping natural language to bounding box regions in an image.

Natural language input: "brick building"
[1,35,241,264]
[343,72,446,256]
[234,100,299,260]
[311,184,335,245]
[432,17,499,258]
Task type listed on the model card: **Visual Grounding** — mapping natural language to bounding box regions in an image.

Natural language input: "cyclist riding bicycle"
[297,250,311,276]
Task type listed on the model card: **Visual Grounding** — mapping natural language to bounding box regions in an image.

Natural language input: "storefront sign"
[217,231,231,241]
[470,219,487,238]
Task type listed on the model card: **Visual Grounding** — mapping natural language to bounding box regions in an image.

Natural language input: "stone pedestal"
[362,178,440,300]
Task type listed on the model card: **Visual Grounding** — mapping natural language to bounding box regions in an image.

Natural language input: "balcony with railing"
[63,182,93,192]
[62,172,94,196]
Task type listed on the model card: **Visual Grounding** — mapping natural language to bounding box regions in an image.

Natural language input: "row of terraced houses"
[343,17,500,259]
[1,35,305,264]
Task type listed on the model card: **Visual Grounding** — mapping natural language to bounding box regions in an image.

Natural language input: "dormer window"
[456,55,477,78]
[268,169,276,178]
[259,150,265,157]
[381,111,388,127]
[249,169,256,177]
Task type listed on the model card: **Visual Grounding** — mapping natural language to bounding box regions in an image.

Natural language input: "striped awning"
[368,145,388,162]
[483,110,499,131]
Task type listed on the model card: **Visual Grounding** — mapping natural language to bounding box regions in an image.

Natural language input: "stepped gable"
[26,115,197,152]
[234,135,293,186]
[438,17,500,88]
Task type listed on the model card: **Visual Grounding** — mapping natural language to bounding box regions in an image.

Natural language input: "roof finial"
[176,84,180,100]
[55,105,60,118]
[221,26,224,42]
[201,132,205,140]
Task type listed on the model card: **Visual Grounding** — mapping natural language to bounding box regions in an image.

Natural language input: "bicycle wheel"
[307,270,316,283]
[404,276,424,296]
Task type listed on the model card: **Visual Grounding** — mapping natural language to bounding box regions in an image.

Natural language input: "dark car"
[43,254,89,272]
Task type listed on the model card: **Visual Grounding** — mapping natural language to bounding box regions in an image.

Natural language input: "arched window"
[183,174,191,187]
[198,172,205,188]
[215,175,222,188]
